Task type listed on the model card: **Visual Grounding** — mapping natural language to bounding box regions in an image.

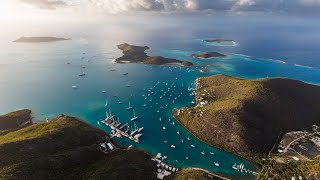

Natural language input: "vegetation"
[174,74,320,158]
[165,169,224,180]
[0,111,157,180]
[0,109,32,131]
[257,157,320,179]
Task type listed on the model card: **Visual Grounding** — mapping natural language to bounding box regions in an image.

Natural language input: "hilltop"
[115,43,193,66]
[0,111,157,179]
[174,75,320,158]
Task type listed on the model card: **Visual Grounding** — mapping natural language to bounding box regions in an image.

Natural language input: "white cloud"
[19,0,66,10]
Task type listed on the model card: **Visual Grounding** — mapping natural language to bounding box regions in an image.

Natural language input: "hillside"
[0,111,157,180]
[174,75,320,158]
[0,109,32,131]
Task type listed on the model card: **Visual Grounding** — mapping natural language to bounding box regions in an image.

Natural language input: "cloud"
[83,0,320,14]
[19,0,66,10]
[17,0,320,14]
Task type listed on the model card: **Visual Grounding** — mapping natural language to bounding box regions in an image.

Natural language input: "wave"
[294,64,313,69]
[231,53,251,58]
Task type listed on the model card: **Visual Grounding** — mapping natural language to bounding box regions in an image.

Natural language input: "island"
[202,39,234,43]
[0,109,216,179]
[190,52,226,59]
[115,43,193,66]
[173,74,320,179]
[13,36,71,43]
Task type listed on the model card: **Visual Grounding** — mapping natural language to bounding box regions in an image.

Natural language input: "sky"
[1,0,320,22]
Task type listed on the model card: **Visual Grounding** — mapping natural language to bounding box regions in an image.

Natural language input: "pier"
[101,112,142,143]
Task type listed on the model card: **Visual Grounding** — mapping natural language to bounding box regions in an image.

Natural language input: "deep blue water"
[0,16,320,179]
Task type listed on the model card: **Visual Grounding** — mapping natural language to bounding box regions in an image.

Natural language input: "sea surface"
[0,15,320,179]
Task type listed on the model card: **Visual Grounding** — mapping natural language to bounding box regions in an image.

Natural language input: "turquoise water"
[1,17,320,179]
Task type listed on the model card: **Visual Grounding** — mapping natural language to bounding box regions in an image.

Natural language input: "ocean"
[0,15,319,179]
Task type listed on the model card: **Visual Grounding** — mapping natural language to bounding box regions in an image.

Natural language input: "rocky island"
[191,52,226,59]
[173,75,320,179]
[115,43,193,66]
[13,36,71,43]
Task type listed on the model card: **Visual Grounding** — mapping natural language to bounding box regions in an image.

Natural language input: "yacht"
[214,162,220,167]
[209,152,214,155]
[102,90,106,93]
[163,126,166,130]
[126,102,133,110]
[177,131,180,134]
[186,157,189,160]
[164,140,167,143]
[159,117,162,121]
[72,86,78,89]
[123,73,128,75]
[171,145,176,148]
[130,110,138,121]
[201,151,205,155]
[104,99,108,107]
[181,139,184,143]
[190,145,195,148]
[79,73,86,77]
[137,127,144,133]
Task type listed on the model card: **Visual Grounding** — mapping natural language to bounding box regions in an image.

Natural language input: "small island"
[190,52,226,59]
[202,39,234,43]
[13,36,71,43]
[115,43,193,66]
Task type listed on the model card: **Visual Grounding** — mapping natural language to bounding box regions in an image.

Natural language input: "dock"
[101,113,142,143]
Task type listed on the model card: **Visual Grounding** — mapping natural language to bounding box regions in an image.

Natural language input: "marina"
[101,111,143,143]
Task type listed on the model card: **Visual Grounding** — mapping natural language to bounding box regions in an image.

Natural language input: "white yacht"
[171,145,176,148]
[214,162,220,167]
[126,102,133,110]
[130,110,138,121]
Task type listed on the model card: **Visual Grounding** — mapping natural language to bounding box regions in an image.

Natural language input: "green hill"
[0,111,157,180]
[174,75,320,158]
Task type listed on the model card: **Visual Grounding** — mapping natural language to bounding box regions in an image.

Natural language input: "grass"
[0,112,158,179]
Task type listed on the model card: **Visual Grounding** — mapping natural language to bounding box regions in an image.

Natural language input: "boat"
[137,127,144,133]
[79,73,86,77]
[102,90,106,93]
[164,140,167,143]
[163,126,166,130]
[97,121,100,126]
[172,122,175,125]
[126,102,133,110]
[201,151,205,155]
[177,131,180,134]
[72,86,78,89]
[123,73,128,75]
[130,110,138,121]
[181,139,184,143]
[159,117,162,121]
[190,145,195,148]
[209,152,214,155]
[171,145,176,148]
[133,133,142,139]
[104,99,108,107]
[187,137,190,140]
[186,157,189,159]
[117,101,123,104]
[142,103,147,107]
[214,162,220,167]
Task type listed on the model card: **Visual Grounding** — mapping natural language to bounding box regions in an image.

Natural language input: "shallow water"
[1,16,320,179]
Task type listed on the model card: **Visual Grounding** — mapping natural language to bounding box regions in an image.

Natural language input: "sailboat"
[130,109,138,121]
[104,99,108,107]
[126,102,133,110]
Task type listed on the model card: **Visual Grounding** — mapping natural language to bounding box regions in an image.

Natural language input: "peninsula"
[13,36,71,43]
[173,74,320,179]
[191,52,226,59]
[115,43,193,66]
[0,109,213,179]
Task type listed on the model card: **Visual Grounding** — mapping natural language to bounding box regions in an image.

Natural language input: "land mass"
[0,110,157,179]
[13,36,71,43]
[174,75,320,157]
[202,39,234,43]
[0,109,210,180]
[191,52,226,59]
[115,43,193,66]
